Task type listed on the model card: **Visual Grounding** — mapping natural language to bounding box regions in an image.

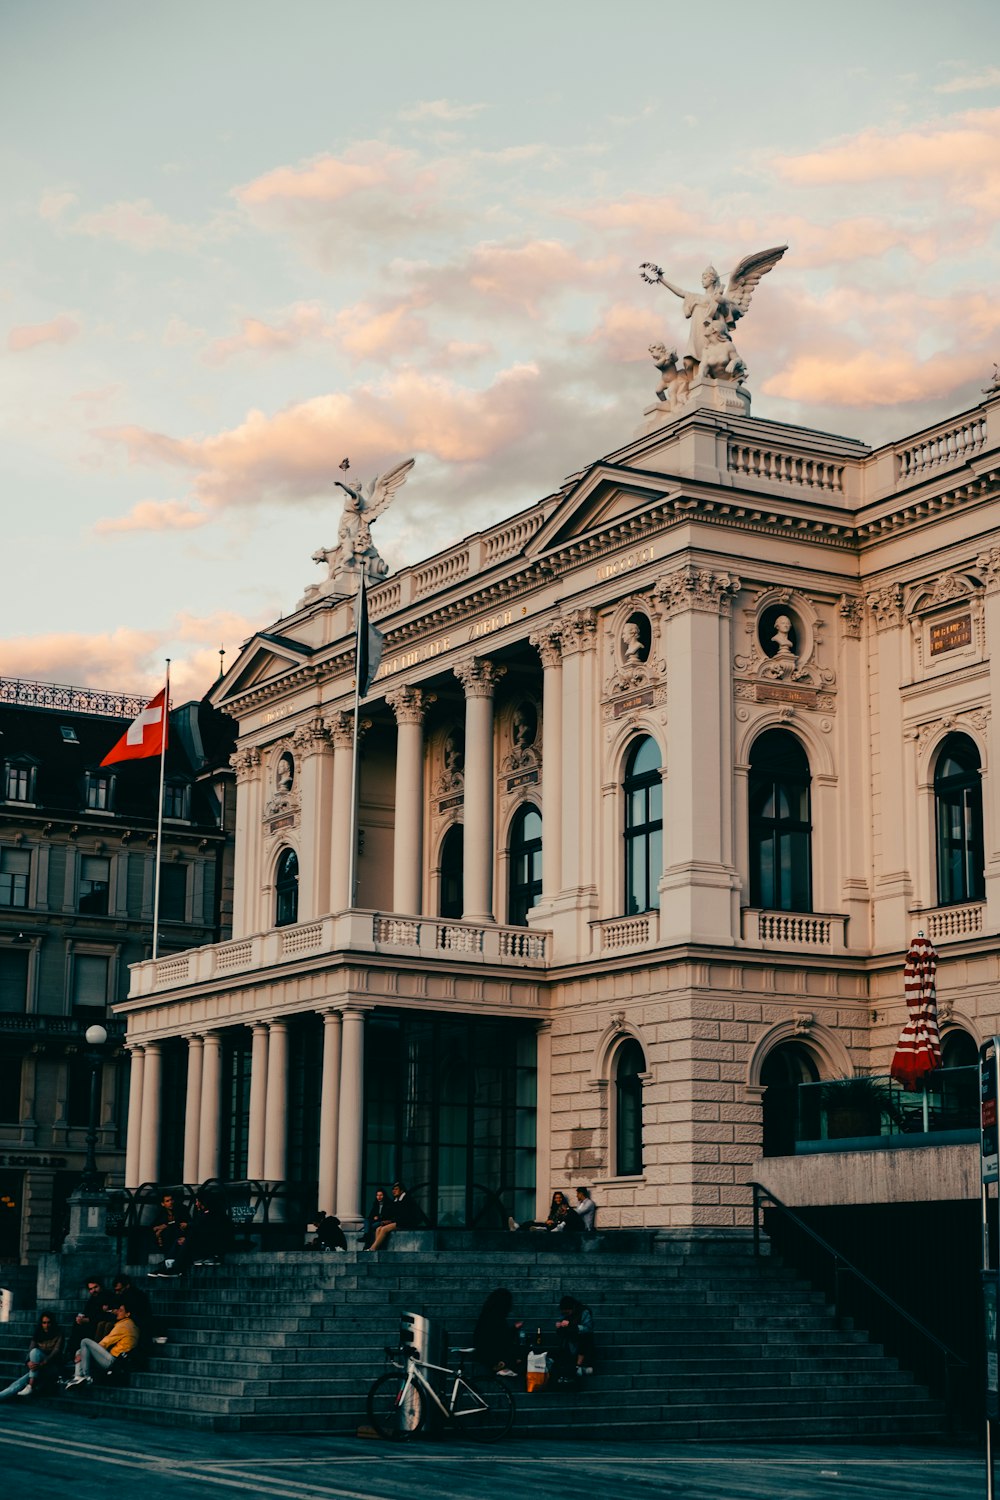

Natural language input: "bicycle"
[366,1342,515,1442]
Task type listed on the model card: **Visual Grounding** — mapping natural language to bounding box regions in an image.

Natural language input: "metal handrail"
[750,1181,969,1421]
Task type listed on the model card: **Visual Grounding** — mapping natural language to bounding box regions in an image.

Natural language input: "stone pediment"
[212,633,315,706]
[526,463,676,558]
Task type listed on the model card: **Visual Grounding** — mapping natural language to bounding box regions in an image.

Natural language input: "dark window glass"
[0,1057,22,1122]
[623,737,662,915]
[439,825,464,919]
[72,954,109,1010]
[275,848,299,927]
[66,1058,94,1128]
[0,848,30,909]
[5,764,33,802]
[935,734,984,905]
[163,782,189,819]
[615,1038,645,1177]
[79,855,110,916]
[85,774,113,811]
[760,1042,820,1157]
[0,950,29,1012]
[159,864,187,922]
[508,805,542,927]
[749,730,812,912]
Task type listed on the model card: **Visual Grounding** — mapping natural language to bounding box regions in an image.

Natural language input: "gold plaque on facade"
[929,615,972,656]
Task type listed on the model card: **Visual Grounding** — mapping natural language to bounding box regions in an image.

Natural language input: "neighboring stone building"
[120,383,1000,1235]
[0,682,235,1261]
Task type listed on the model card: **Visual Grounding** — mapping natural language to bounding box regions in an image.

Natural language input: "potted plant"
[819,1074,900,1141]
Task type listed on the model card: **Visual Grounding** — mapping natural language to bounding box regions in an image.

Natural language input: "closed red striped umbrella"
[890,933,942,1089]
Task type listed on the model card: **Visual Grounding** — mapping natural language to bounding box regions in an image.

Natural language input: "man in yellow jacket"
[65,1302,139,1387]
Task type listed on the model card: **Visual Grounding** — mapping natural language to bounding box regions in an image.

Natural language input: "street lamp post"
[79,1022,108,1193]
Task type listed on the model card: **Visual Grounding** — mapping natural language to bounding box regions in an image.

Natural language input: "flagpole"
[347,579,364,908]
[151,659,170,960]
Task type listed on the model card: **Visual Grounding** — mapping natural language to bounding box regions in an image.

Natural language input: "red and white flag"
[100,687,168,767]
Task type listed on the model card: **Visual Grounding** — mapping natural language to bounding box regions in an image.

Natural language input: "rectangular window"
[79,856,111,916]
[0,949,29,1012]
[85,774,113,811]
[159,863,187,922]
[66,1058,93,1128]
[72,953,109,1010]
[0,848,30,908]
[162,783,189,819]
[0,1057,22,1122]
[4,764,33,802]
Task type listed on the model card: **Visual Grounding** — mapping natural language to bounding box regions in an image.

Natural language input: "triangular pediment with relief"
[526,462,676,558]
[211,632,314,708]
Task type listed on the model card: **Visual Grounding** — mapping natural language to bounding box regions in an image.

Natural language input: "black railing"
[0,677,146,719]
[104,1179,316,1265]
[750,1181,972,1428]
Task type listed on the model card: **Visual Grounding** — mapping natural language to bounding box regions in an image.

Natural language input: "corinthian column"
[246,1022,269,1179]
[137,1041,161,1185]
[330,712,355,913]
[454,657,505,923]
[263,1019,289,1183]
[530,622,564,903]
[198,1032,222,1182]
[182,1035,204,1183]
[387,687,433,915]
[335,1006,368,1227]
[316,1009,342,1215]
[124,1045,144,1189]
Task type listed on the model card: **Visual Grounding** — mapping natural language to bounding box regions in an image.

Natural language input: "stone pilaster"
[292,717,334,919]
[529,623,564,906]
[230,746,262,937]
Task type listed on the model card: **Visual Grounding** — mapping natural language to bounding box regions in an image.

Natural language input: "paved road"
[0,1405,986,1500]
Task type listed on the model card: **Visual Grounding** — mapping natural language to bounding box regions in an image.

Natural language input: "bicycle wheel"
[367,1372,424,1440]
[450,1372,514,1442]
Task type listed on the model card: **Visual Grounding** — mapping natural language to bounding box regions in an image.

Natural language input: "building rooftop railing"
[0,677,146,719]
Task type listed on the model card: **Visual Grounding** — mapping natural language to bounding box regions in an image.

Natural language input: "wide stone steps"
[12,1233,949,1439]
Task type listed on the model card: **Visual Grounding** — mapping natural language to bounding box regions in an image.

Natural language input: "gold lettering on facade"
[373,636,452,682]
[929,615,972,656]
[596,545,655,582]
[613,690,655,717]
[469,609,513,641]
[755,684,816,706]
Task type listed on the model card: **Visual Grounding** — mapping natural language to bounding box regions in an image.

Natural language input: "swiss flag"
[100,687,168,766]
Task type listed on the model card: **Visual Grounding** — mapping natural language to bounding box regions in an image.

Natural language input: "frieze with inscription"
[929,615,972,656]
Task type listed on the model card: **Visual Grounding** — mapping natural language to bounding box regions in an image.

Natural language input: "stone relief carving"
[733,591,832,691]
[838,595,864,639]
[291,716,331,756]
[655,567,741,617]
[559,608,599,654]
[264,746,300,820]
[907,708,991,748]
[229,746,262,781]
[501,700,540,775]
[977,546,1000,593]
[529,620,564,668]
[867,582,904,630]
[435,728,465,796]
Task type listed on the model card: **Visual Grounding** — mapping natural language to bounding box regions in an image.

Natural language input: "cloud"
[98,364,553,509]
[236,154,392,210]
[92,499,210,536]
[7,315,80,352]
[72,198,199,251]
[763,349,986,407]
[203,303,335,364]
[934,66,1000,94]
[400,99,486,122]
[38,189,78,221]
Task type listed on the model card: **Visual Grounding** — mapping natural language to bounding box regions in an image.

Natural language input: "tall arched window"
[439,825,464,919]
[614,1038,645,1176]
[760,1041,820,1157]
[623,736,662,915]
[935,734,984,906]
[275,848,299,927]
[508,805,542,927]
[749,729,812,912]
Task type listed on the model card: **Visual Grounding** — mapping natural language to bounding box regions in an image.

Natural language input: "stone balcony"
[128,909,552,999]
[740,908,849,954]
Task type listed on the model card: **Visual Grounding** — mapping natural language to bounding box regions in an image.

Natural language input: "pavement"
[0,1404,988,1500]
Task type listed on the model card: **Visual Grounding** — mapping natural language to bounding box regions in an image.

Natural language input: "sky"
[3,0,1000,704]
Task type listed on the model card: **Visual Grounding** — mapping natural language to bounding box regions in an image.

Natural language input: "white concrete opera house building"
[120,361,1000,1231]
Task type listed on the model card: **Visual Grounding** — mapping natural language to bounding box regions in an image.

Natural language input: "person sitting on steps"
[65,1301,140,1388]
[366,1181,422,1251]
[0,1314,64,1400]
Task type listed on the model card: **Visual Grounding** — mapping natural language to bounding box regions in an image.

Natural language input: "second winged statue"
[312,457,416,585]
[640,246,787,399]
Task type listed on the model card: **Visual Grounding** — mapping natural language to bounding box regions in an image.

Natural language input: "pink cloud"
[8,315,80,353]
[98,364,548,508]
[38,189,78,221]
[92,500,210,536]
[72,199,198,251]
[763,350,987,407]
[400,99,486,123]
[236,154,390,209]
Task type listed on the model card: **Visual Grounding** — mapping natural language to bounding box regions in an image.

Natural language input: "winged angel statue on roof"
[640,246,787,410]
[311,457,415,587]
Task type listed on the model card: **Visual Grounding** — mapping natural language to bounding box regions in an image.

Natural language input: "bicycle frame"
[387,1350,485,1423]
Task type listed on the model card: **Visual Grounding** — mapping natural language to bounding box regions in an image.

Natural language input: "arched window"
[760,1041,820,1157]
[749,730,812,912]
[275,848,299,927]
[614,1038,645,1176]
[939,1027,979,1130]
[508,805,542,927]
[623,737,662,915]
[935,734,984,906]
[439,825,464,919]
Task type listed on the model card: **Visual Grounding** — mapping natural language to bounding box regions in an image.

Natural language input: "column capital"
[230,746,262,781]
[978,545,1000,593]
[330,710,372,748]
[386,685,436,725]
[454,657,506,698]
[558,608,598,654]
[529,621,564,668]
[291,715,333,756]
[866,581,904,631]
[655,566,741,618]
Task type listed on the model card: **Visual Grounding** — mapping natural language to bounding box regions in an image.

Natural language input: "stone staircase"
[1,1232,950,1441]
